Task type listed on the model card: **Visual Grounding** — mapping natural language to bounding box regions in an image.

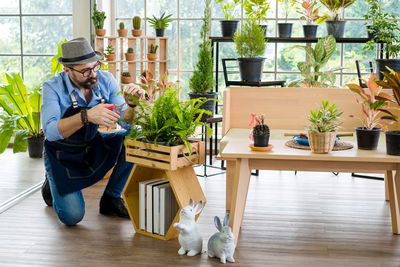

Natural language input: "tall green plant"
[278,0,296,23]
[92,3,106,29]
[215,0,242,20]
[0,73,43,153]
[233,19,266,58]
[318,0,356,21]
[189,1,214,94]
[243,0,270,25]
[288,35,341,88]
[50,39,67,77]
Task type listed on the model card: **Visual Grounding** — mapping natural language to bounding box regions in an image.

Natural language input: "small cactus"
[149,44,158,54]
[132,16,141,29]
[253,114,269,135]
[105,45,115,54]
[122,71,131,77]
[127,47,134,53]
[119,22,125,29]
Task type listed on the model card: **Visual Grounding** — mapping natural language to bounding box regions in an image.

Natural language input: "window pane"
[0,56,21,73]
[345,0,368,18]
[277,43,300,72]
[344,21,368,38]
[180,0,205,18]
[21,0,72,14]
[179,71,192,97]
[22,16,72,54]
[382,0,400,16]
[23,56,52,88]
[147,0,177,18]
[0,0,19,14]
[0,17,21,54]
[117,0,144,18]
[179,20,202,70]
[343,44,376,74]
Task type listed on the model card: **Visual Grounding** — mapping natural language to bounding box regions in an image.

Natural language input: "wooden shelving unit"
[95,36,168,84]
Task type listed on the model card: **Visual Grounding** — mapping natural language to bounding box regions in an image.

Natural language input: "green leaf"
[13,129,28,153]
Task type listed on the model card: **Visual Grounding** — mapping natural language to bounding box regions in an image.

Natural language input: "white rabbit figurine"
[207,214,235,264]
[173,198,204,256]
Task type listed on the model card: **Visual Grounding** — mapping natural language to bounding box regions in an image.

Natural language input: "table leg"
[229,158,251,247]
[226,160,235,212]
[385,171,390,201]
[388,169,400,234]
[209,123,213,165]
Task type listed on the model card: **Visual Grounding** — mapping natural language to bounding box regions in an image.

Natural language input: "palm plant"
[147,12,173,29]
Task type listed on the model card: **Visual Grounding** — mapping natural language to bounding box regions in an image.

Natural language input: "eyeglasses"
[69,62,101,77]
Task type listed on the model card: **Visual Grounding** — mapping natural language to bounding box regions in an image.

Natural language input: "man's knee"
[56,207,85,226]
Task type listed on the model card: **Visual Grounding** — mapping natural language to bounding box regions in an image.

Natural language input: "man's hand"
[123,83,146,106]
[87,103,120,127]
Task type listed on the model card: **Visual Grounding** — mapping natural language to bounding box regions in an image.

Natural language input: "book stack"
[139,178,180,236]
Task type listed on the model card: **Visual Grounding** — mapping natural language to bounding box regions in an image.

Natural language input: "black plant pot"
[253,133,270,147]
[356,127,381,150]
[375,59,400,81]
[385,131,400,155]
[155,28,165,37]
[366,25,379,40]
[28,135,44,158]
[237,57,265,82]
[278,23,293,38]
[260,25,268,37]
[220,20,239,37]
[303,25,318,38]
[188,92,217,120]
[326,20,346,38]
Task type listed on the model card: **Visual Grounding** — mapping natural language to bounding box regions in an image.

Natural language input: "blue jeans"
[43,130,134,226]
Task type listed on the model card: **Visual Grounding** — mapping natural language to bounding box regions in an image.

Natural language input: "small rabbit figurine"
[173,198,204,256]
[207,214,235,264]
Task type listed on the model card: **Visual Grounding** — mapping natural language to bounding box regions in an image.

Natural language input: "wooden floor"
[1,157,400,266]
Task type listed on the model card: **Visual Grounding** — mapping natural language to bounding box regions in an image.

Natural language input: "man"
[41,37,143,226]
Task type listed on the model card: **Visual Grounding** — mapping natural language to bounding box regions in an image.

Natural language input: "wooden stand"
[122,140,206,240]
[95,36,168,84]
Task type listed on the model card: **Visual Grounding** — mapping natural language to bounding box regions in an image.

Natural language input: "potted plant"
[147,44,158,61]
[318,0,356,38]
[243,0,270,36]
[117,22,128,37]
[250,114,270,147]
[346,72,396,150]
[307,100,343,154]
[233,19,266,82]
[125,47,135,61]
[278,0,296,37]
[131,16,142,37]
[92,3,107,37]
[105,45,116,61]
[147,12,173,37]
[296,0,321,38]
[215,0,241,37]
[0,73,44,158]
[376,68,400,155]
[121,71,132,84]
[363,0,400,80]
[288,35,341,88]
[189,2,217,120]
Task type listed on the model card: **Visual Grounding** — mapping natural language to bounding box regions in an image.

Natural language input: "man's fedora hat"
[57,37,103,65]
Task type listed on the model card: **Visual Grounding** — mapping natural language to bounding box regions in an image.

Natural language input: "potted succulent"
[215,0,241,37]
[233,19,266,82]
[250,114,270,147]
[243,0,270,36]
[376,68,400,155]
[147,44,158,60]
[346,72,395,150]
[363,0,400,80]
[296,0,321,38]
[117,22,128,37]
[92,3,107,37]
[147,12,173,37]
[105,45,116,61]
[0,73,44,158]
[278,0,296,38]
[318,0,356,38]
[121,71,132,84]
[307,100,343,154]
[125,47,135,61]
[189,3,217,119]
[131,16,142,37]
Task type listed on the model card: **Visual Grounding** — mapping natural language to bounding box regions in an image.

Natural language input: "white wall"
[72,0,91,40]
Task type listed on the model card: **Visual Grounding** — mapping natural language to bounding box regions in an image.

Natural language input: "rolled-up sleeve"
[41,81,64,141]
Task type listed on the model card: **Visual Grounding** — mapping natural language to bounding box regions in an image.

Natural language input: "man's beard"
[71,73,98,90]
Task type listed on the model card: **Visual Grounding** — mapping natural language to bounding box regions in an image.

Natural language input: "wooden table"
[220,129,400,246]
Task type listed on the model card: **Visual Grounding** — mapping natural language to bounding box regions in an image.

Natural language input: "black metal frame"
[355,59,374,88]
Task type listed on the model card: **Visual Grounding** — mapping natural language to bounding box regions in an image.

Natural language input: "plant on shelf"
[92,3,107,36]
[278,0,296,23]
[0,73,44,157]
[121,71,132,84]
[288,35,341,88]
[249,114,270,147]
[277,0,296,37]
[233,19,266,82]
[147,12,173,37]
[105,45,116,61]
[243,0,270,35]
[296,0,321,37]
[346,72,396,150]
[318,0,356,38]
[215,0,242,37]
[118,22,128,37]
[131,16,142,37]
[147,44,158,61]
[307,100,343,154]
[125,47,135,61]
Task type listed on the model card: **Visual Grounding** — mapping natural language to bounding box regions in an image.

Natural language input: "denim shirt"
[41,71,130,141]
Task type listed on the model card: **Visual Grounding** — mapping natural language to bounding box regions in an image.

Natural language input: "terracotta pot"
[117,29,128,37]
[106,53,116,61]
[147,53,157,61]
[308,131,336,154]
[121,76,132,84]
[132,29,142,37]
[125,53,135,61]
[96,29,106,36]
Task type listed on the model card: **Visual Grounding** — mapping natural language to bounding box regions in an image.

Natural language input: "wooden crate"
[125,139,205,171]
